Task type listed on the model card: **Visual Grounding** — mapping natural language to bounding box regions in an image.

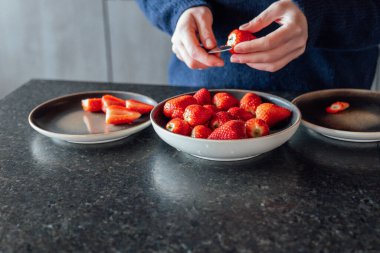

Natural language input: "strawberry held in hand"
[208,120,246,140]
[163,95,197,119]
[256,103,291,127]
[226,29,256,54]
[183,104,213,126]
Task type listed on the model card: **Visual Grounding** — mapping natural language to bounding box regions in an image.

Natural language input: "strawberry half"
[81,98,102,112]
[212,92,239,111]
[256,103,292,127]
[208,120,246,140]
[191,125,212,139]
[193,88,211,105]
[326,101,350,114]
[166,118,191,136]
[227,107,254,121]
[240,93,262,115]
[126,99,154,114]
[105,105,141,125]
[226,29,256,54]
[102,95,125,112]
[183,104,213,127]
[163,95,197,119]
[245,118,270,138]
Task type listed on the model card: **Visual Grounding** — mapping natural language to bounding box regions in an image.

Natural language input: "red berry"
[183,104,213,126]
[163,95,197,119]
[191,125,212,139]
[212,92,239,111]
[256,103,292,127]
[245,118,270,138]
[208,120,246,140]
[125,99,154,114]
[105,105,141,125]
[227,107,254,121]
[240,93,262,115]
[82,98,102,112]
[193,88,211,105]
[165,118,191,136]
[209,111,232,130]
[326,101,350,114]
[226,29,256,54]
[102,95,125,112]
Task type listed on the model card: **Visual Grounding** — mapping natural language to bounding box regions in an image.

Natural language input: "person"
[136,0,380,92]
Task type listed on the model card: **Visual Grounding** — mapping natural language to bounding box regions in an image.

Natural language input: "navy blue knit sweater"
[136,0,380,92]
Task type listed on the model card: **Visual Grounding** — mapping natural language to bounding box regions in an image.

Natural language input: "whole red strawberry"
[208,120,246,140]
[183,104,213,126]
[163,95,197,119]
[256,103,292,127]
[240,93,262,115]
[226,29,256,54]
[245,118,270,138]
[193,88,211,105]
[212,92,239,111]
[191,125,212,139]
[203,104,219,115]
[166,118,191,136]
[227,107,254,121]
[209,111,232,130]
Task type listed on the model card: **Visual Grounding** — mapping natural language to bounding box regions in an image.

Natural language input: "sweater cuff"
[292,0,324,47]
[169,1,210,34]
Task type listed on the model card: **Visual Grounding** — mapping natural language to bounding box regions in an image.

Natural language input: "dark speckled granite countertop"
[0,80,379,252]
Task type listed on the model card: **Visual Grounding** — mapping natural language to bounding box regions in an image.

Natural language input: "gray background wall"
[0,0,379,100]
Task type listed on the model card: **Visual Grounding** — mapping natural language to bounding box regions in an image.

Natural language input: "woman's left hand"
[230,0,308,72]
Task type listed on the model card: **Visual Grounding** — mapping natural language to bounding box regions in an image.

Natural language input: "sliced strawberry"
[163,95,197,119]
[166,118,191,136]
[245,118,270,138]
[212,92,239,111]
[81,98,102,112]
[105,105,141,125]
[227,107,254,121]
[256,103,292,127]
[326,101,350,114]
[126,99,154,114]
[102,95,125,112]
[208,120,246,140]
[193,88,211,105]
[183,104,213,127]
[240,93,262,115]
[191,125,212,139]
[226,29,256,54]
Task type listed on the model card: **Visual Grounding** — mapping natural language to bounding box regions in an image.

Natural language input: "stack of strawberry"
[81,94,154,125]
[163,88,291,140]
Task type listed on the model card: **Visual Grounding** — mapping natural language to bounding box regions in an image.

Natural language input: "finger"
[172,44,184,61]
[194,10,217,49]
[181,29,224,67]
[246,47,305,72]
[234,25,294,53]
[177,42,209,69]
[239,1,284,33]
[231,37,305,64]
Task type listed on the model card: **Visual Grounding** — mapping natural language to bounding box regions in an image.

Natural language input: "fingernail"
[239,23,249,29]
[205,39,213,48]
[230,56,238,63]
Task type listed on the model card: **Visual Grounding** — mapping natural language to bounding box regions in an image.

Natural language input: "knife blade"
[207,45,232,54]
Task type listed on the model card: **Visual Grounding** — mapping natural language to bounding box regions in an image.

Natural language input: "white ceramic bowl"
[151,89,301,161]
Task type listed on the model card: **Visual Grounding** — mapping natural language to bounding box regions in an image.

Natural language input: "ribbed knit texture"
[136,0,380,92]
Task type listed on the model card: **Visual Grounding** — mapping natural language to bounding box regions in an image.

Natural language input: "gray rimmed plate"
[292,89,380,142]
[29,90,157,144]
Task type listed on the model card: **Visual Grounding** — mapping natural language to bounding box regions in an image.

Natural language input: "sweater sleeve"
[135,0,210,35]
[293,0,380,50]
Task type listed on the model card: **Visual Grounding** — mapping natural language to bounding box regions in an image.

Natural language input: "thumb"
[239,2,283,33]
[194,10,217,49]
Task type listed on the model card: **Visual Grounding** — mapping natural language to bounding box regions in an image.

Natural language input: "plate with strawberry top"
[292,89,380,142]
[29,90,157,144]
[150,88,301,161]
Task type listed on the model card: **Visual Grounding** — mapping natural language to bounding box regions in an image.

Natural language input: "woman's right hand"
[172,6,224,69]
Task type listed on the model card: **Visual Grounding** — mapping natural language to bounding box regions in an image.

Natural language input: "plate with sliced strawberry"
[292,89,380,142]
[29,90,157,144]
[150,88,301,161]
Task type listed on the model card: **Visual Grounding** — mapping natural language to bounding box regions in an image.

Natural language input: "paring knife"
[207,45,232,54]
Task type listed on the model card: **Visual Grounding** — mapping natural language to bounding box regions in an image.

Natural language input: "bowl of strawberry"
[150,88,301,161]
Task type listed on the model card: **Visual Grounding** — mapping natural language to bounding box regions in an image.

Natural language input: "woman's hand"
[231,0,308,72]
[172,6,224,69]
